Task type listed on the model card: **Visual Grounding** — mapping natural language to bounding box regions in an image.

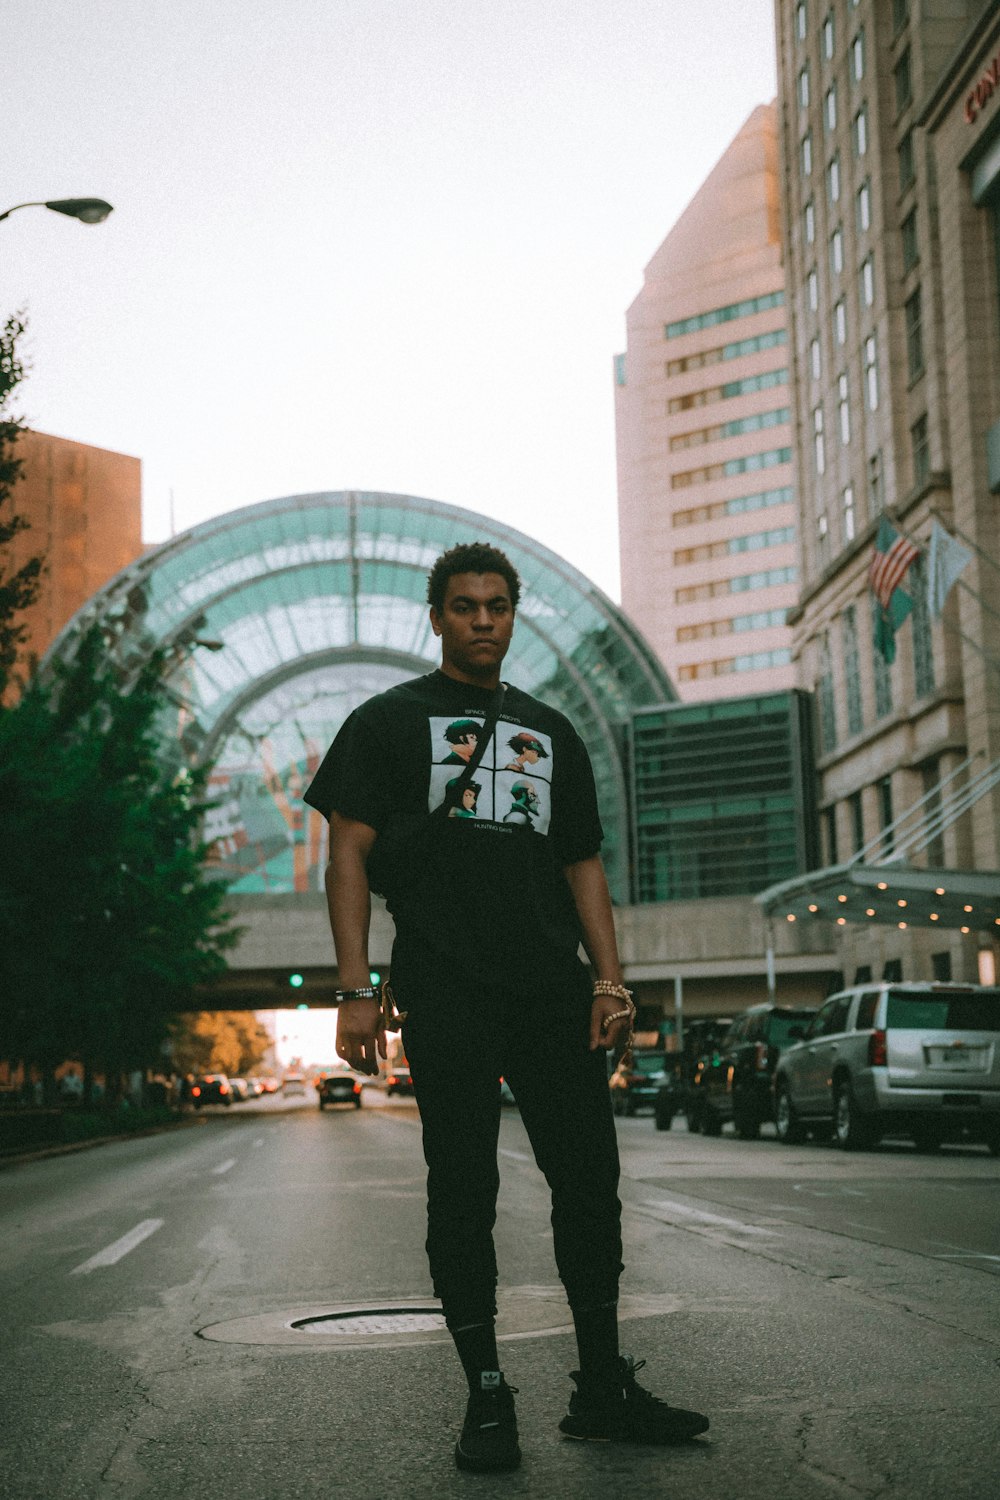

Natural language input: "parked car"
[773,982,1000,1153]
[191,1074,232,1107]
[609,1051,671,1116]
[259,1077,279,1094]
[318,1071,363,1109]
[653,1060,685,1130]
[282,1073,307,1096]
[244,1078,264,1098]
[688,1002,818,1139]
[386,1067,415,1097]
[670,1018,732,1134]
[228,1077,251,1102]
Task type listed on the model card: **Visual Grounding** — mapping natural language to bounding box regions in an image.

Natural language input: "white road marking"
[933,1252,1000,1263]
[640,1197,774,1236]
[211,1158,237,1175]
[499,1149,533,1163]
[70,1218,163,1275]
[253,1138,264,1147]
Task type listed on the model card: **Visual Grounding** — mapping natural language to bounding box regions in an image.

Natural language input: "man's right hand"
[336,998,386,1076]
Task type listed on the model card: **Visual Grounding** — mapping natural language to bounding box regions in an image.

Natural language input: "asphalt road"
[1,1090,998,1499]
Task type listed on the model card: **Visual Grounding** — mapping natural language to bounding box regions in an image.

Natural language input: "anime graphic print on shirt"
[428,716,554,835]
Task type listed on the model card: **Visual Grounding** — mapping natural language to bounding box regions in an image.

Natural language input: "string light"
[961,926,970,934]
[897,899,907,908]
[898,922,907,929]
[935,887,945,896]
[930,913,939,921]
[877,882,888,891]
[808,903,819,913]
[964,905,973,913]
[837,917,846,926]
[837,894,848,903]
[786,913,796,922]
[865,908,875,917]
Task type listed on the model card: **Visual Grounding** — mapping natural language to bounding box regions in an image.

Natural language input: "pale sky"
[5,0,777,599]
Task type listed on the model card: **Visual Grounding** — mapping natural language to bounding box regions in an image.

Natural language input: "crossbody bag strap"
[439,681,507,807]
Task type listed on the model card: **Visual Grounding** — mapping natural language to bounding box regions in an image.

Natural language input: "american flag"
[868,516,920,609]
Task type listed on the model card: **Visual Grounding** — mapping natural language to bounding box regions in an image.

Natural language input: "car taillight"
[353,1082,361,1094]
[755,1042,768,1072]
[192,1086,201,1097]
[220,1084,229,1094]
[387,1075,397,1086]
[868,1029,887,1067]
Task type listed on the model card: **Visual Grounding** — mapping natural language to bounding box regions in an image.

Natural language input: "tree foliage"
[168,1011,271,1077]
[0,311,44,697]
[0,624,240,1097]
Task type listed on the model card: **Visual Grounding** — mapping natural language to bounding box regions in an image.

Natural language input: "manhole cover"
[292,1308,447,1336]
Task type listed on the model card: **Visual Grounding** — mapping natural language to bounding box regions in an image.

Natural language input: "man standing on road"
[304,541,709,1474]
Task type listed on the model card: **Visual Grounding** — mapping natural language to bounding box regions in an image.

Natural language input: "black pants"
[400,963,623,1327]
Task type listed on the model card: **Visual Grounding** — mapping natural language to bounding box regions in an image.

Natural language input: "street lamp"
[0,197,114,225]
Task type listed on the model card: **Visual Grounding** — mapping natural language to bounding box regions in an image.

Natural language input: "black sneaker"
[455,1372,522,1473]
[559,1356,709,1445]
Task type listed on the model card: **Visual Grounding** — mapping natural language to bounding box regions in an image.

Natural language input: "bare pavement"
[1,1089,998,1500]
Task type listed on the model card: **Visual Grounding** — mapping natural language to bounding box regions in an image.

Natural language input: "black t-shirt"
[304,670,604,984]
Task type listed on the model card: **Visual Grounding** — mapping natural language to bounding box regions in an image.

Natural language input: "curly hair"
[426,542,522,613]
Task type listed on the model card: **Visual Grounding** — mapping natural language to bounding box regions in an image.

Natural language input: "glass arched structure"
[44,492,676,902]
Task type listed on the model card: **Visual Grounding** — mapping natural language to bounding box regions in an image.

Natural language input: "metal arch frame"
[43,489,675,709]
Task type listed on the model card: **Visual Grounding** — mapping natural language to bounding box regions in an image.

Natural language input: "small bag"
[365,681,507,903]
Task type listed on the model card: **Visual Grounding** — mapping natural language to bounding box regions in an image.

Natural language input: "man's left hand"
[589,997,632,1052]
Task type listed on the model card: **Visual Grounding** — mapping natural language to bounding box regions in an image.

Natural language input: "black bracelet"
[334,986,380,1005]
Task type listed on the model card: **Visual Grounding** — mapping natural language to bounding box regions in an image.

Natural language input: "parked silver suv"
[772,983,1000,1153]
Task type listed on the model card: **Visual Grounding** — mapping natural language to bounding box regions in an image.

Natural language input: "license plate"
[926,1046,986,1068]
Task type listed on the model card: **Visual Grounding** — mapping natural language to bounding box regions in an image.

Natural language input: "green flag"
[872,585,912,664]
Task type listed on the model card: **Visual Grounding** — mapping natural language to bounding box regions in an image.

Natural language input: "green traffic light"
[369,970,381,985]
[289,972,304,988]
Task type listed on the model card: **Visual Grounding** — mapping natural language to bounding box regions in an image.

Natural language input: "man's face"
[430,571,514,683]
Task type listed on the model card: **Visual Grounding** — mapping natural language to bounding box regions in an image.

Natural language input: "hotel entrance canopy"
[45,491,675,902]
[757,863,1000,933]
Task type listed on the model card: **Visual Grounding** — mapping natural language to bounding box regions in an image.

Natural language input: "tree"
[169,1012,272,1078]
[0,624,241,1099]
[0,311,44,697]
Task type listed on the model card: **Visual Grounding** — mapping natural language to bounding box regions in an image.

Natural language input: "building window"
[849,791,865,854]
[838,373,850,445]
[808,267,819,311]
[830,226,844,275]
[796,2,808,41]
[901,208,919,271]
[823,805,839,865]
[818,634,837,752]
[860,255,874,308]
[842,483,856,542]
[804,199,815,243]
[666,326,788,374]
[879,776,895,855]
[905,286,924,379]
[854,105,868,156]
[868,449,883,511]
[843,606,863,736]
[894,48,912,113]
[817,510,829,562]
[864,334,879,411]
[664,290,784,339]
[799,64,811,109]
[911,414,930,486]
[893,0,909,33]
[828,154,841,204]
[873,613,893,717]
[825,85,838,133]
[921,760,944,865]
[834,299,847,345]
[822,11,835,60]
[851,29,865,83]
[857,179,871,233]
[802,132,813,176]
[898,129,915,191]
[814,406,826,475]
[811,336,822,380]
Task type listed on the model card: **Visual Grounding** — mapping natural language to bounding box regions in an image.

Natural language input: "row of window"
[665,290,784,340]
[670,406,790,452]
[798,27,865,110]
[675,526,796,566]
[677,648,793,682]
[672,485,793,528]
[671,447,792,490]
[666,327,787,377]
[804,180,871,249]
[676,564,797,604]
[676,608,788,643]
[667,367,788,414]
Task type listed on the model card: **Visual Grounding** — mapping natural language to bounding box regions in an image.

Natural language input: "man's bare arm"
[563,854,631,1052]
[325,811,384,1075]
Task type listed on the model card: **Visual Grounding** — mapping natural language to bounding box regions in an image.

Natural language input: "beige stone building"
[6,429,142,674]
[615,103,798,700]
[773,0,1000,984]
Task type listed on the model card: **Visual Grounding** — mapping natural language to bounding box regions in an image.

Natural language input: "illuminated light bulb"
[897,899,907,908]
[866,908,875,917]
[837,917,846,926]
[877,882,888,890]
[808,903,819,913]
[930,913,939,921]
[963,905,973,913]
[837,894,848,903]
[935,887,945,896]
[961,926,970,934]
[786,913,796,922]
[898,922,907,929]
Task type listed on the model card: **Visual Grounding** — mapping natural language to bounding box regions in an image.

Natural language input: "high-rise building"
[773,0,1000,984]
[5,429,142,672]
[615,103,798,700]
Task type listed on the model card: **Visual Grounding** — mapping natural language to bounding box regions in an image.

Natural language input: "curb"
[0,1113,208,1168]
